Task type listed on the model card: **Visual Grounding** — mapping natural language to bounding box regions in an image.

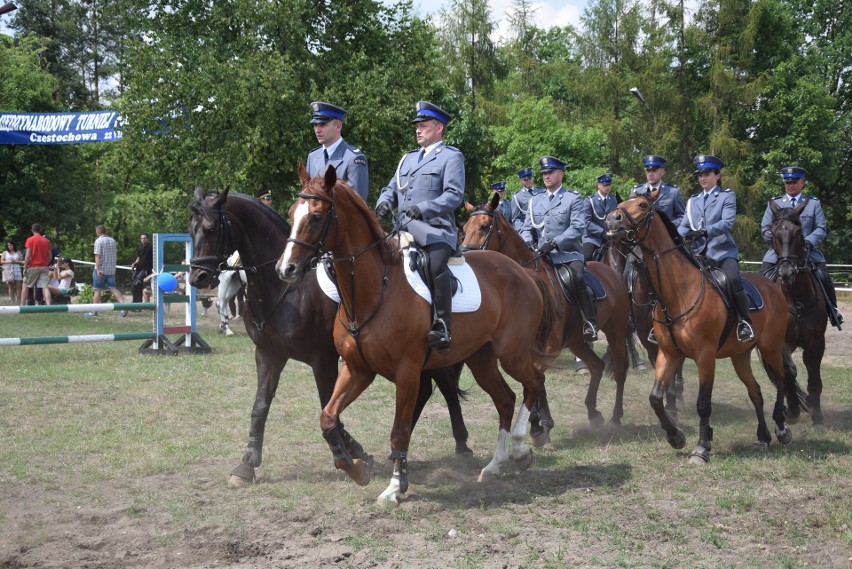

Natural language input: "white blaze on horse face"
[281,200,311,270]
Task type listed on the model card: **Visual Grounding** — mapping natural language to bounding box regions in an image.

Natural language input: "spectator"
[47,258,75,301]
[130,233,153,304]
[86,225,126,317]
[1,241,23,303]
[22,224,52,306]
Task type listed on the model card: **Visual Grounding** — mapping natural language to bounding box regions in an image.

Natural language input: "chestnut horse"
[605,189,808,463]
[277,166,559,505]
[461,194,630,433]
[188,188,472,487]
[766,199,827,430]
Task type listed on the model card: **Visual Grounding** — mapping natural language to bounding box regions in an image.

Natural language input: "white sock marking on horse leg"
[479,429,509,481]
[279,201,309,273]
[510,405,531,460]
[378,477,401,506]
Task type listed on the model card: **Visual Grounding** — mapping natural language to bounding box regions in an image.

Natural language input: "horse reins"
[461,208,505,252]
[291,191,392,368]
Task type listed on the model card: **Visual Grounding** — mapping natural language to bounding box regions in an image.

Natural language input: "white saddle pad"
[316,249,481,313]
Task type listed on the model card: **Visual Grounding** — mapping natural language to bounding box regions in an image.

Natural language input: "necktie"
[323,149,329,165]
[790,196,796,207]
[417,149,425,163]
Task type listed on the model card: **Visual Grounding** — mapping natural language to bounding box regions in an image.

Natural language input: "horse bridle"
[610,197,707,350]
[286,191,338,265]
[189,205,237,277]
[461,208,505,252]
[772,220,808,275]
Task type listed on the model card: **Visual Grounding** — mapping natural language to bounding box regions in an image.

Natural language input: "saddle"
[555,267,607,303]
[703,263,765,312]
[407,247,460,297]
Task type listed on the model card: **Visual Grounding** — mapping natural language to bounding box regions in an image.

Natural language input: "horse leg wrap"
[699,425,713,451]
[322,425,354,470]
[340,424,374,468]
[390,448,409,494]
[242,435,263,467]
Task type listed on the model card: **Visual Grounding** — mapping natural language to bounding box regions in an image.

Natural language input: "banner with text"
[0,111,122,144]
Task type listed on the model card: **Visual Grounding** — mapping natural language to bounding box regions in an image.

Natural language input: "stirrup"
[647,328,658,345]
[426,320,451,350]
[583,321,598,342]
[736,321,755,343]
[833,309,844,326]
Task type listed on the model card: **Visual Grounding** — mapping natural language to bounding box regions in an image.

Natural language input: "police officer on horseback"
[375,101,464,350]
[630,155,685,225]
[509,167,544,234]
[307,101,369,202]
[491,181,513,219]
[760,166,844,329]
[521,156,598,342]
[582,172,619,261]
[678,154,754,343]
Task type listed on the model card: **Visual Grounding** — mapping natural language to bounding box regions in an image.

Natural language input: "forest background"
[1,0,850,270]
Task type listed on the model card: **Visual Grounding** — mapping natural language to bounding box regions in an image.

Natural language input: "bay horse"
[460,194,630,434]
[605,188,808,463]
[601,230,687,417]
[765,199,827,430]
[188,188,472,487]
[277,165,559,505]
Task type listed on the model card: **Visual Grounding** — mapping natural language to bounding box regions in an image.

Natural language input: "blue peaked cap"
[490,181,507,191]
[517,167,533,179]
[597,173,613,184]
[781,166,807,181]
[539,156,566,172]
[309,101,346,123]
[412,101,451,124]
[693,154,725,173]
[643,155,667,169]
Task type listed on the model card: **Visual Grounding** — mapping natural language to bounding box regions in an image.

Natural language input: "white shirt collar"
[420,140,444,158]
[323,137,344,157]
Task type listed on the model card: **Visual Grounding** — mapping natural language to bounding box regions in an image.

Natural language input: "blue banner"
[0,111,122,144]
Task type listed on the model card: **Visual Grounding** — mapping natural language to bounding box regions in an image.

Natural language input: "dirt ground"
[1,300,850,569]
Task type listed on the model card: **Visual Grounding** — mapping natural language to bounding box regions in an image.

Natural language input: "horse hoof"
[349,459,372,486]
[812,423,827,433]
[688,446,710,464]
[589,414,605,429]
[376,493,400,507]
[753,440,770,452]
[477,468,498,482]
[515,449,533,471]
[531,431,550,448]
[455,444,474,456]
[228,462,256,485]
[669,429,686,449]
[776,426,792,445]
[225,328,235,337]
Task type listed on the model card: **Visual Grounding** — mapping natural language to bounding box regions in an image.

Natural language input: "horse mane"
[190,187,291,237]
[773,206,802,226]
[330,179,400,266]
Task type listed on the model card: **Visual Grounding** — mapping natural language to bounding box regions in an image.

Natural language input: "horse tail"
[757,347,810,413]
[531,277,562,370]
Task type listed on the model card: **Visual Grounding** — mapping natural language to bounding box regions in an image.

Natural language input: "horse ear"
[768,198,779,214]
[489,192,500,210]
[324,164,338,192]
[298,160,309,184]
[193,186,205,200]
[795,199,807,214]
[648,186,661,202]
[464,201,475,212]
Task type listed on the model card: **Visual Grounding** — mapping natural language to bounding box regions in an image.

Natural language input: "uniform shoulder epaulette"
[689,192,701,198]
[721,188,732,193]
[772,195,786,201]
[664,182,679,189]
[632,183,644,189]
[310,145,322,153]
[442,145,461,152]
[566,188,580,195]
[407,148,420,154]
[347,143,363,154]
[807,195,819,201]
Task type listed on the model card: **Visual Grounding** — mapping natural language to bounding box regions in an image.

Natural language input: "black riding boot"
[575,280,598,342]
[732,289,755,342]
[426,271,453,350]
[816,268,845,329]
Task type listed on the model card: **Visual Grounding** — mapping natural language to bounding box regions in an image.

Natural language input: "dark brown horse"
[277,166,559,505]
[605,189,808,463]
[461,194,630,433]
[188,188,472,487]
[766,199,827,430]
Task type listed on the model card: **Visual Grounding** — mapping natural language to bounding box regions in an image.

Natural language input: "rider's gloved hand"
[375,202,392,220]
[405,205,423,221]
[536,240,557,256]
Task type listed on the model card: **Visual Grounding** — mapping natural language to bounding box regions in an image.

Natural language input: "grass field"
[0,304,850,568]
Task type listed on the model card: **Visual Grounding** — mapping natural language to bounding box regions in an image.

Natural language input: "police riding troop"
[307,101,369,202]
[509,166,545,235]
